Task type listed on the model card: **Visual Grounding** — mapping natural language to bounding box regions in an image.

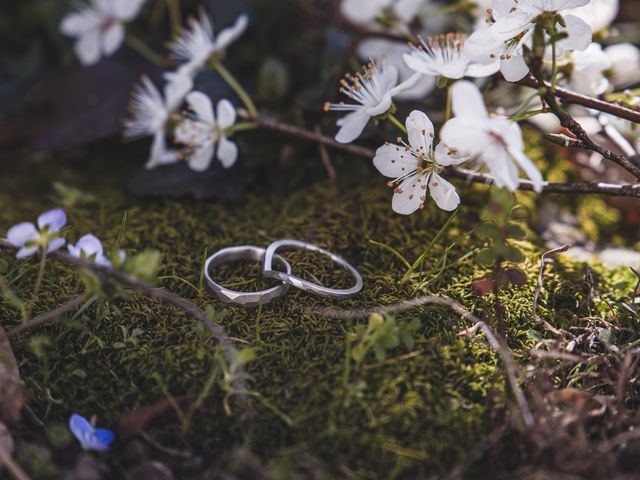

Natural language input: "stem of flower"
[387,114,407,134]
[212,62,259,118]
[166,0,182,37]
[445,85,453,123]
[228,122,259,134]
[125,33,166,66]
[32,251,47,306]
[550,40,558,92]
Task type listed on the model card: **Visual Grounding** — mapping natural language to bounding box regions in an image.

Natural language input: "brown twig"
[316,295,535,428]
[315,126,337,185]
[0,238,246,405]
[245,113,640,198]
[517,76,640,125]
[4,293,91,340]
[532,243,576,336]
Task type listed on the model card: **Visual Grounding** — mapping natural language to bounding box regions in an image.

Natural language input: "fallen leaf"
[117,395,193,439]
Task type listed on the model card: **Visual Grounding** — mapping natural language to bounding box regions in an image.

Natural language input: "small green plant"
[351,313,420,364]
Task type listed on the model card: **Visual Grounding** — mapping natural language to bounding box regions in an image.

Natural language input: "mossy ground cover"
[0,147,637,479]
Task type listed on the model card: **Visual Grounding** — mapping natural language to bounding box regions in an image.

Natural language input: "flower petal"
[38,209,67,232]
[466,60,501,78]
[429,173,460,211]
[434,142,469,166]
[335,110,370,144]
[16,247,38,259]
[406,110,434,155]
[60,10,102,36]
[188,140,216,172]
[74,30,102,66]
[558,15,592,52]
[217,137,239,168]
[101,23,124,56]
[7,223,37,247]
[186,91,215,124]
[146,132,178,169]
[215,15,249,50]
[216,99,236,129]
[509,147,545,193]
[451,81,488,120]
[47,237,66,253]
[392,174,427,215]
[549,0,590,10]
[74,234,104,257]
[373,143,419,178]
[500,54,530,82]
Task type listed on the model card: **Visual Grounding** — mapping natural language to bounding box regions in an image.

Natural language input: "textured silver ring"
[262,240,363,299]
[205,245,291,307]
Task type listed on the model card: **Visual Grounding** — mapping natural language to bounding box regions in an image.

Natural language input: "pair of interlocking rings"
[204,240,364,307]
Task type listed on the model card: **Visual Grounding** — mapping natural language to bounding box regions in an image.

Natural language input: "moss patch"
[0,151,637,478]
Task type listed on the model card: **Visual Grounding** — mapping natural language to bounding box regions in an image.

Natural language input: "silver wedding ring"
[204,240,363,307]
[263,240,363,300]
[205,245,292,307]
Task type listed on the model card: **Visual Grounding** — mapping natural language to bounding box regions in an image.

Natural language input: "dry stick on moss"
[0,238,247,405]
[3,293,91,340]
[242,112,640,198]
[316,296,535,428]
[532,243,576,336]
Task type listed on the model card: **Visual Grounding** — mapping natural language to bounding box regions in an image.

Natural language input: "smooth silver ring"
[262,240,363,299]
[205,245,291,307]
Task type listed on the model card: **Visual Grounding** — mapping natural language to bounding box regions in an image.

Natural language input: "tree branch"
[517,76,640,125]
[246,113,640,198]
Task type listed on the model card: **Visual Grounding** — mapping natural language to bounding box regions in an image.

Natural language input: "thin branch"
[245,113,640,198]
[0,238,246,405]
[5,293,91,339]
[517,76,640,125]
[241,112,375,159]
[446,167,640,197]
[316,295,535,429]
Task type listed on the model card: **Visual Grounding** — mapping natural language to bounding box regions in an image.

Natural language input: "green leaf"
[506,224,527,240]
[476,249,496,265]
[235,348,256,366]
[126,250,162,283]
[474,223,499,240]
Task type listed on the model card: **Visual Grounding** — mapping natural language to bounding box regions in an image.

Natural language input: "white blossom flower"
[374,110,468,214]
[566,0,618,33]
[125,73,192,169]
[340,0,422,32]
[605,43,640,89]
[404,33,501,80]
[324,60,419,144]
[169,9,249,77]
[465,0,592,82]
[175,92,238,171]
[7,209,67,259]
[60,0,147,66]
[68,234,112,267]
[440,81,544,192]
[565,42,611,96]
[356,39,436,100]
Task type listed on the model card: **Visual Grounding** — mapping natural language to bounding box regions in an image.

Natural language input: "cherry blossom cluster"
[59,2,249,172]
[328,0,640,214]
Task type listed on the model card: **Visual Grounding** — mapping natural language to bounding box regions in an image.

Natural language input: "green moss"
[0,153,636,478]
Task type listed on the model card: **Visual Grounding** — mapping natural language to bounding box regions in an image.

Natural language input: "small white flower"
[440,81,544,192]
[404,33,501,80]
[356,39,436,101]
[465,0,592,82]
[125,73,192,169]
[169,9,249,77]
[324,60,419,144]
[60,0,147,66]
[7,209,67,259]
[374,110,468,214]
[68,234,112,267]
[566,0,619,33]
[175,92,238,171]
[565,42,611,96]
[605,43,640,89]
